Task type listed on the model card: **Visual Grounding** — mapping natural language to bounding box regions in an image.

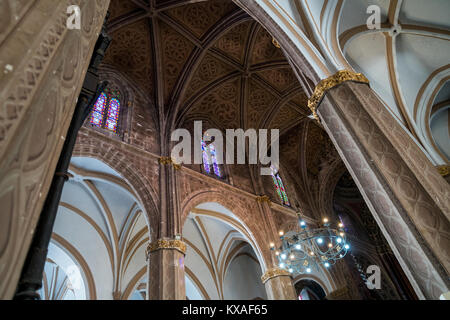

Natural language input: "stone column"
[147,157,185,300]
[262,268,297,300]
[309,70,450,299]
[0,0,109,299]
[146,239,186,300]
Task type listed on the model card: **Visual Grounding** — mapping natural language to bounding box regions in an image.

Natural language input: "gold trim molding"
[159,157,181,170]
[261,268,291,284]
[256,195,271,205]
[272,37,281,48]
[146,239,187,256]
[437,165,450,177]
[308,70,370,121]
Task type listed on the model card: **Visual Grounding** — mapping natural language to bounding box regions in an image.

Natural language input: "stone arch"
[233,0,330,84]
[51,233,97,300]
[99,65,161,135]
[180,190,271,272]
[293,277,328,300]
[72,146,159,241]
[121,266,147,300]
[318,160,347,219]
[292,273,335,297]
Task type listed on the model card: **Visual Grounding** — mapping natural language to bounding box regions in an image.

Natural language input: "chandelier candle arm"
[270,217,350,275]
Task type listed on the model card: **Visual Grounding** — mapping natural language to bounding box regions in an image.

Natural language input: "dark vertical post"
[14,17,111,300]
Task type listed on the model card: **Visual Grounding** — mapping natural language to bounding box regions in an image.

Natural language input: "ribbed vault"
[103,0,312,135]
[102,0,339,218]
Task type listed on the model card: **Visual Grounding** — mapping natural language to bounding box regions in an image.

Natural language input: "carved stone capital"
[308,70,370,121]
[261,268,290,284]
[436,165,450,177]
[272,37,281,48]
[146,239,187,257]
[158,156,172,165]
[158,157,181,170]
[256,195,271,205]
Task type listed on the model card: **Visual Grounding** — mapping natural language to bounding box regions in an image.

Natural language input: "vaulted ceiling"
[183,204,266,300]
[102,0,342,216]
[103,0,312,134]
[337,0,450,163]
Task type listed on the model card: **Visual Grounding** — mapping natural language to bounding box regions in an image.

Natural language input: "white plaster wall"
[223,255,267,300]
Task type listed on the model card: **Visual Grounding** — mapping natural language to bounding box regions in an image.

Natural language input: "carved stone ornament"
[308,70,370,121]
[256,195,271,205]
[272,37,281,48]
[436,165,450,177]
[261,268,291,284]
[146,239,187,256]
[159,157,182,170]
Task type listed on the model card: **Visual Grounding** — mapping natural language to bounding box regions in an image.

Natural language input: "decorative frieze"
[261,268,290,284]
[256,195,271,205]
[159,156,182,170]
[436,165,450,177]
[146,239,187,257]
[272,37,281,48]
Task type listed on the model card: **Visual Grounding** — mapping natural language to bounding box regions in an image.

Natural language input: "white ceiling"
[338,0,450,164]
[285,0,450,164]
[183,203,267,300]
[48,157,148,299]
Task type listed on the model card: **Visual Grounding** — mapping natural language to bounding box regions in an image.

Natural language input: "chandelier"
[270,216,350,274]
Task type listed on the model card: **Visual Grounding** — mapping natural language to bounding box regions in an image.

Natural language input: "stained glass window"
[202,140,221,178]
[90,92,107,127]
[209,143,221,177]
[271,165,290,206]
[201,141,211,174]
[90,91,122,134]
[105,98,120,133]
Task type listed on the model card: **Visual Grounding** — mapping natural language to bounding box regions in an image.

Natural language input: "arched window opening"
[270,165,290,206]
[295,279,326,300]
[105,98,121,132]
[39,242,87,300]
[90,92,107,127]
[90,89,122,134]
[202,140,222,178]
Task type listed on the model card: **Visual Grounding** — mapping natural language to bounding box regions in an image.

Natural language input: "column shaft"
[315,79,449,299]
[147,239,186,300]
[262,268,297,300]
[148,249,186,300]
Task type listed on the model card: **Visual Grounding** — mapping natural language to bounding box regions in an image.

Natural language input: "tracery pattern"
[202,140,221,178]
[90,91,121,133]
[90,92,107,127]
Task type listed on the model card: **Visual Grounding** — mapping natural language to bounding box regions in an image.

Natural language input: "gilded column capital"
[158,156,182,170]
[146,238,187,257]
[308,70,370,122]
[256,195,271,205]
[261,268,291,284]
[436,165,450,177]
[272,37,281,48]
